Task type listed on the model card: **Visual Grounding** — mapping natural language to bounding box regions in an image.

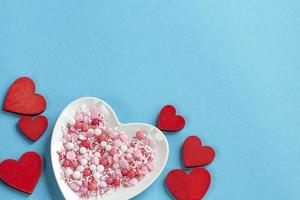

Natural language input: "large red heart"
[3,77,46,115]
[166,168,211,200]
[0,152,42,194]
[157,105,185,131]
[183,136,215,168]
[18,116,48,141]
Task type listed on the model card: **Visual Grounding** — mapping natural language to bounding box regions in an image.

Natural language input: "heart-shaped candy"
[3,77,46,115]
[183,136,215,168]
[0,151,42,194]
[166,168,211,200]
[157,105,185,131]
[18,116,48,141]
[51,97,169,200]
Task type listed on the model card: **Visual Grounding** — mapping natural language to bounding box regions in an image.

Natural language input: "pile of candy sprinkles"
[58,105,157,198]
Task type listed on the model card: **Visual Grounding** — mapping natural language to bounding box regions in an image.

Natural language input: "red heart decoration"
[166,168,211,200]
[3,77,46,115]
[183,136,215,168]
[0,152,42,194]
[157,105,185,131]
[18,116,48,141]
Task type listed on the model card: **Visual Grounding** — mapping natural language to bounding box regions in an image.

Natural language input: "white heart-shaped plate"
[51,97,169,200]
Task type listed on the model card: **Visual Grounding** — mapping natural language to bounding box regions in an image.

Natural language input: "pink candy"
[58,105,157,199]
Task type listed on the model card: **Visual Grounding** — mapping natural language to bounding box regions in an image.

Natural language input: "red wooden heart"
[183,136,215,168]
[157,105,185,131]
[3,77,46,115]
[0,152,42,194]
[18,116,48,141]
[166,168,211,200]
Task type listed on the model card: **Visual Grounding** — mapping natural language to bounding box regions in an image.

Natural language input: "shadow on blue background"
[0,0,299,199]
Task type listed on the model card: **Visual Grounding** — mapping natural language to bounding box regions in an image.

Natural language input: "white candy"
[94,152,101,158]
[96,165,104,172]
[64,168,73,176]
[68,118,76,126]
[92,157,99,165]
[89,164,96,171]
[66,143,74,150]
[87,129,94,134]
[105,145,112,152]
[120,145,128,152]
[99,181,107,188]
[100,141,107,147]
[72,171,81,180]
[76,165,84,172]
[113,162,119,169]
[93,172,101,180]
[79,135,87,140]
[126,153,132,159]
[94,128,102,136]
[81,158,88,166]
[80,147,87,154]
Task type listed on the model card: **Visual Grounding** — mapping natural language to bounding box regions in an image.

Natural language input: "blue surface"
[0,0,300,199]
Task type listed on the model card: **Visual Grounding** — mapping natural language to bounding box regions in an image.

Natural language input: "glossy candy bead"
[136,131,145,140]
[91,119,100,126]
[100,158,108,166]
[81,123,89,132]
[83,169,91,177]
[88,182,97,191]
[113,178,120,186]
[97,133,108,142]
[81,140,90,148]
[75,121,82,129]
[63,159,71,167]
[127,170,136,179]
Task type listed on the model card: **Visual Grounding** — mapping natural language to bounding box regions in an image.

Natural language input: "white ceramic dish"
[51,97,169,200]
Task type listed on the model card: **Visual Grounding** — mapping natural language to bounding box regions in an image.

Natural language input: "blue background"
[0,0,299,199]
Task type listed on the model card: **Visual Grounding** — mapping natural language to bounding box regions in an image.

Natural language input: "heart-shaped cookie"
[3,77,46,115]
[18,116,48,141]
[0,151,42,194]
[157,105,185,131]
[183,136,215,168]
[51,97,169,200]
[166,168,211,200]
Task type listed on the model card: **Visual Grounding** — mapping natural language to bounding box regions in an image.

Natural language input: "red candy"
[81,124,89,131]
[113,178,120,187]
[83,169,91,177]
[127,170,136,179]
[81,140,90,148]
[109,148,118,156]
[136,131,145,140]
[75,121,82,129]
[62,160,71,168]
[88,182,97,191]
[100,158,108,166]
[97,133,108,142]
[91,119,100,126]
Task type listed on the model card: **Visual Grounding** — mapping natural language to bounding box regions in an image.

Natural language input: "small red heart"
[0,152,42,194]
[183,136,215,168]
[157,105,185,131]
[166,168,211,200]
[18,116,48,141]
[3,77,46,115]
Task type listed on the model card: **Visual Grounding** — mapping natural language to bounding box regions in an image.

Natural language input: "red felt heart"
[157,105,185,131]
[183,136,215,168]
[18,116,48,141]
[0,152,42,194]
[166,168,211,200]
[3,77,46,115]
